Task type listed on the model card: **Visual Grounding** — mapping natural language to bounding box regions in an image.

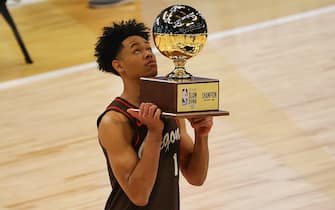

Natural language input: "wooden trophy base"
[140,76,230,118]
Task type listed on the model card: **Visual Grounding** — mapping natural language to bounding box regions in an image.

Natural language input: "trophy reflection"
[153,33,207,79]
[140,5,229,117]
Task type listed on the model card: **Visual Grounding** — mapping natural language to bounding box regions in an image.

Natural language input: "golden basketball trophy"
[140,5,229,117]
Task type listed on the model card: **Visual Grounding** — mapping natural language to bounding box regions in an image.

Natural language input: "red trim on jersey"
[115,97,133,108]
[136,121,143,127]
[106,105,127,115]
[175,119,180,126]
[134,127,141,146]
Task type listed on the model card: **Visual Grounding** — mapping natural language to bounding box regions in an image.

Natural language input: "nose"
[144,49,154,59]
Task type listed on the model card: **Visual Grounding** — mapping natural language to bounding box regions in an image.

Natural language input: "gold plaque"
[140,5,229,117]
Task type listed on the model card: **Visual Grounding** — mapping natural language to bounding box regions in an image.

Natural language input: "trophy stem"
[167,57,192,80]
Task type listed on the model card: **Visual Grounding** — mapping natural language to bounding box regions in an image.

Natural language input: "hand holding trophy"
[140,5,229,117]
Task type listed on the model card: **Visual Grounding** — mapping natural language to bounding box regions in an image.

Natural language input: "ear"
[112,59,125,74]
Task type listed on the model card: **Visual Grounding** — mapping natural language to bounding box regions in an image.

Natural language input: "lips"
[146,60,157,67]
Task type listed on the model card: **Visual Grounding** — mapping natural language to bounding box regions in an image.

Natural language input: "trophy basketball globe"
[140,4,229,117]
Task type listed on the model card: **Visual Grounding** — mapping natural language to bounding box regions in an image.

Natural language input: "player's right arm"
[98,103,163,206]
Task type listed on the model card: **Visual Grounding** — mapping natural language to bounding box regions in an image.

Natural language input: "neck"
[120,77,141,107]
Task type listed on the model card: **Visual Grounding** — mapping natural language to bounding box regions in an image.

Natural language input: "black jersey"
[97,97,180,210]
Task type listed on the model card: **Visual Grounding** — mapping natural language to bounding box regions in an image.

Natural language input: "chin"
[147,70,158,77]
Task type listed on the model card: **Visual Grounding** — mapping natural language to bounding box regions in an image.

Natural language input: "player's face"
[117,35,157,78]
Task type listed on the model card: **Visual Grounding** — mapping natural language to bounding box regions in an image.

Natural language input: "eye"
[133,49,141,54]
[147,47,152,52]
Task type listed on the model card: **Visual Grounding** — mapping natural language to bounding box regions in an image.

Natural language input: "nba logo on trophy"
[182,88,188,105]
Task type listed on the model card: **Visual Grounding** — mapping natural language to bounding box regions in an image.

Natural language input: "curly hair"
[94,19,150,75]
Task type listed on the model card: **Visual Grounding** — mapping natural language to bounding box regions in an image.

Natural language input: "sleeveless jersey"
[97,97,180,210]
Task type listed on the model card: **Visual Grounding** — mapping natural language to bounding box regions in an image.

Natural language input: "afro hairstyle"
[94,19,150,75]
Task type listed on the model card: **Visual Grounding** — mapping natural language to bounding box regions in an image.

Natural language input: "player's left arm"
[178,116,213,186]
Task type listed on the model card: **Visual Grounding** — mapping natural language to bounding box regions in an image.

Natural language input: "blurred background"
[1,0,335,209]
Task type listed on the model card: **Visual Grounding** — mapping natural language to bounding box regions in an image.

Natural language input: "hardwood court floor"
[1,0,335,210]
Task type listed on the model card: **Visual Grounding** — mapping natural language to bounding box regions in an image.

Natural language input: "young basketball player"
[95,19,213,210]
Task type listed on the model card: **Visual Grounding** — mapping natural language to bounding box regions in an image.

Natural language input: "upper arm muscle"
[98,111,138,192]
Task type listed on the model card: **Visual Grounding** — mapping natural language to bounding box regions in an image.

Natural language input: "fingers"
[128,103,163,132]
[139,103,159,118]
[127,108,140,119]
[188,116,213,128]
[148,103,158,117]
[153,107,162,120]
[187,116,213,136]
[127,103,161,120]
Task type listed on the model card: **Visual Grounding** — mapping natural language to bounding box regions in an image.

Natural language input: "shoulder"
[99,110,130,126]
[98,110,134,148]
